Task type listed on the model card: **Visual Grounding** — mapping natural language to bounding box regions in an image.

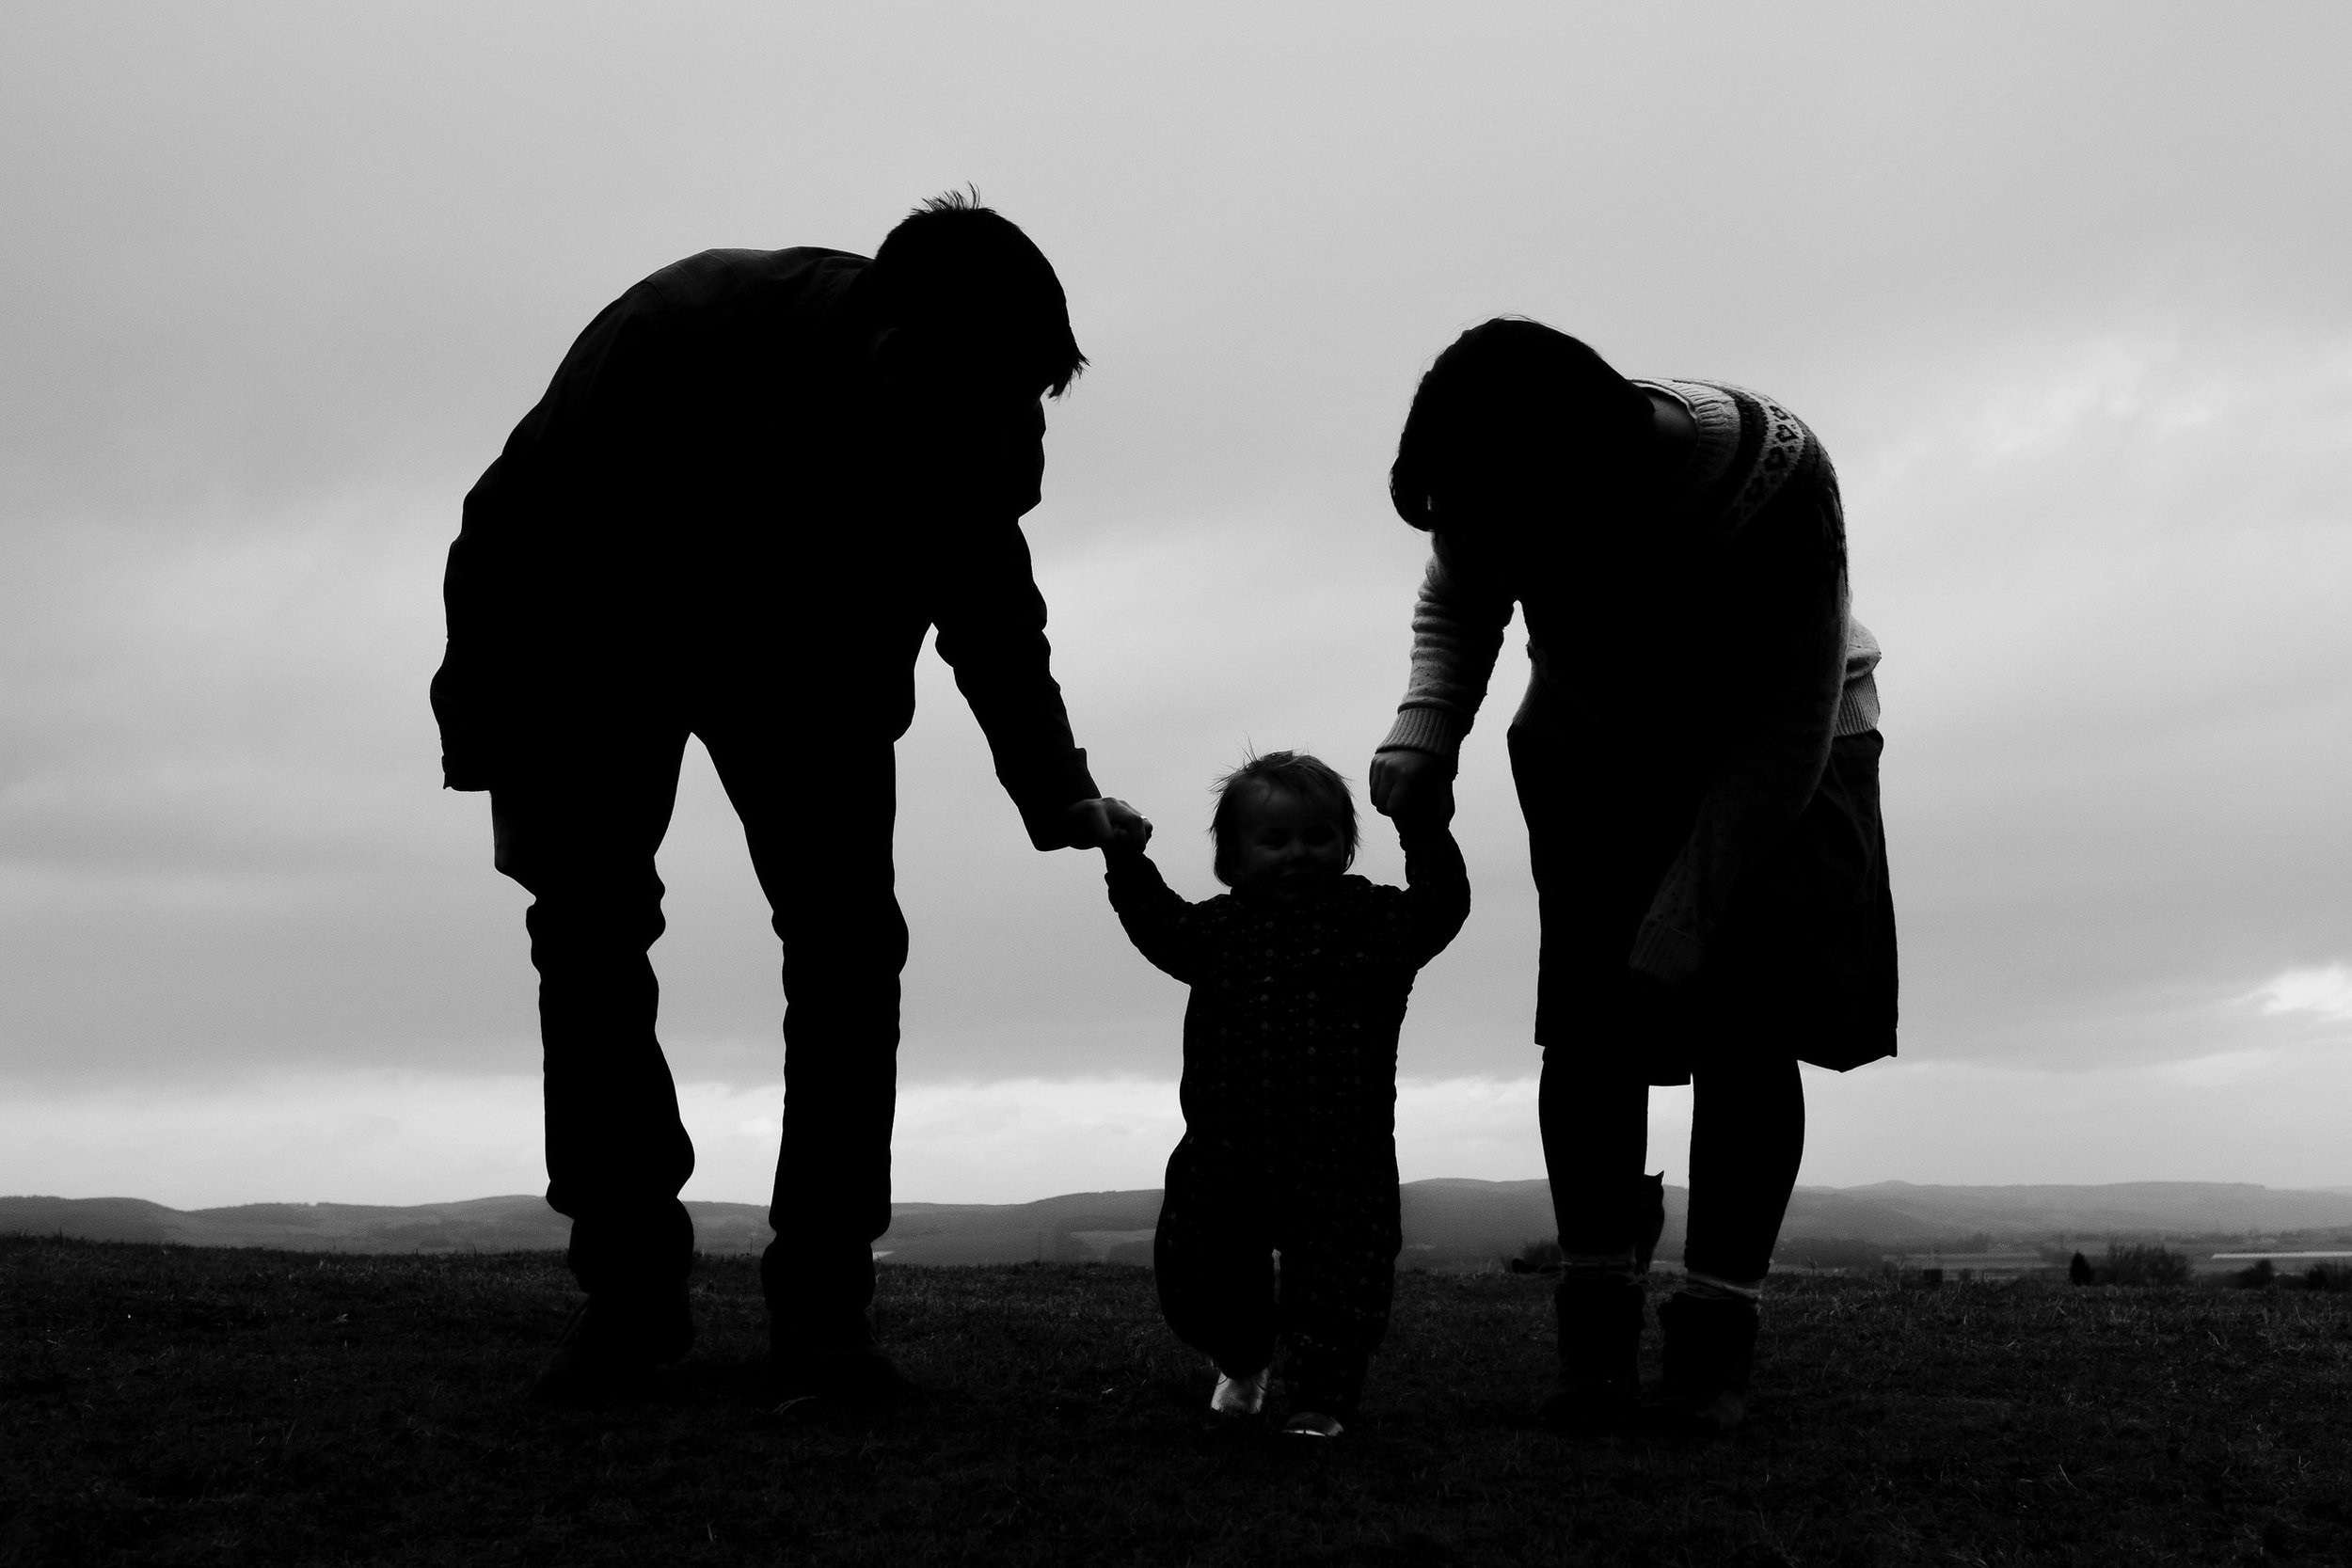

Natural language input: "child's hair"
[1209,751,1359,886]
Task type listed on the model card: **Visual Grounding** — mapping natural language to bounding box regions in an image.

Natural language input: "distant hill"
[0,1195,767,1256]
[878,1180,1569,1268]
[8,1180,2352,1266]
[1778,1182,2352,1246]
[0,1183,1563,1268]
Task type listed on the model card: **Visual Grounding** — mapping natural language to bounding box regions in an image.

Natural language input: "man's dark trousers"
[493,689,903,1349]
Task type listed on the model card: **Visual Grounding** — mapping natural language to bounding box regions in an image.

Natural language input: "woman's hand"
[1368,750,1454,825]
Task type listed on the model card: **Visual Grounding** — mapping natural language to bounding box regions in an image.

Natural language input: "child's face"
[1228,784,1348,900]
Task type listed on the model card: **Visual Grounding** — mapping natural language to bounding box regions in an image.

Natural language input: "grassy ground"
[4,1236,2350,1565]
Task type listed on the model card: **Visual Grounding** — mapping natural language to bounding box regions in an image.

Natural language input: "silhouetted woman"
[1368,319,1896,1435]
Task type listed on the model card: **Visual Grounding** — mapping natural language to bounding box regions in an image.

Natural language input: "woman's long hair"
[1389,317,1654,533]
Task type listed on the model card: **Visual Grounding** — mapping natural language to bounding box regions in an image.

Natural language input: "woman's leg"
[1513,678,1682,1428]
[1646,1051,1803,1436]
[1540,1052,1651,1257]
[1513,680,1664,1263]
[1536,1052,1653,1429]
[1683,1052,1804,1286]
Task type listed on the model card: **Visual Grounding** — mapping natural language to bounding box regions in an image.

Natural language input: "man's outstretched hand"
[1367,749,1454,826]
[1065,797,1153,854]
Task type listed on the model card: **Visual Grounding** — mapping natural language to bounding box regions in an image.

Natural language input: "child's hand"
[1066,797,1152,854]
[1102,800,1153,856]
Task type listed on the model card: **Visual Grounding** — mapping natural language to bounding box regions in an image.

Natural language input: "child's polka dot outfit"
[1105,830,1468,1418]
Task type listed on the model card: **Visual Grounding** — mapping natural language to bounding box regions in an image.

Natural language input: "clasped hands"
[1064,797,1152,854]
[1366,748,1455,828]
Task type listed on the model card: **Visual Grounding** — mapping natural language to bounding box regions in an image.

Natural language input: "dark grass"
[5,1237,2352,1564]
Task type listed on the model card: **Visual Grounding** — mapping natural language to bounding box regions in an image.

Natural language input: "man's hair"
[1388,317,1655,531]
[866,190,1088,397]
[1209,750,1359,887]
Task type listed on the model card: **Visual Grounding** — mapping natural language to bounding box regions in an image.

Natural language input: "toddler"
[1104,752,1468,1435]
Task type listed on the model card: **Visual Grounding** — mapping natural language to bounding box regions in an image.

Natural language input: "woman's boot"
[1538,1273,1645,1433]
[1641,1289,1758,1436]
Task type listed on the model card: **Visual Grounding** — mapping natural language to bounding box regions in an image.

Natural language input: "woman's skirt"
[1508,680,1898,1085]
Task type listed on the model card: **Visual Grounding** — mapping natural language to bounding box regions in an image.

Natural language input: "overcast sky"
[3,4,2349,1207]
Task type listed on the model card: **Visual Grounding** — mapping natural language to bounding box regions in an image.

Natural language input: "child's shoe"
[1282,1410,1343,1438]
[1210,1365,1270,1416]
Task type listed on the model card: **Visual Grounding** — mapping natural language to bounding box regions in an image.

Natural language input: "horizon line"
[13,1174,2352,1212]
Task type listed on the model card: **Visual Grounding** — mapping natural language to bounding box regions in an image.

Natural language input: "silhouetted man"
[432,194,1145,1402]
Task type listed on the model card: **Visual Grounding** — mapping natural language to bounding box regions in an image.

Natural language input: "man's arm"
[1370,546,1514,821]
[929,515,1110,848]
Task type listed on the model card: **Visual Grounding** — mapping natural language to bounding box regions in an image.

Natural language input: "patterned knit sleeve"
[1103,850,1204,986]
[1376,544,1517,768]
[1628,449,1850,986]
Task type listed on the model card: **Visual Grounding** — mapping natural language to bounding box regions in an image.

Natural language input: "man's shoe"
[532,1295,694,1404]
[769,1344,910,1410]
[1638,1290,1758,1438]
[1282,1411,1343,1438]
[533,1337,655,1405]
[633,1290,697,1364]
[1210,1366,1270,1416]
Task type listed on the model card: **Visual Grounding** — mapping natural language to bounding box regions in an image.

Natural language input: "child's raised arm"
[1396,817,1471,969]
[1102,840,1203,986]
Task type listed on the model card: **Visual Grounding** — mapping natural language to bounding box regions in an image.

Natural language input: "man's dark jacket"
[431,246,1097,846]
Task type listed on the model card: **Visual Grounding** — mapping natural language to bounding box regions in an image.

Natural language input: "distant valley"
[9,1179,2352,1271]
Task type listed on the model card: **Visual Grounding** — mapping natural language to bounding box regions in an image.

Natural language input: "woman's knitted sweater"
[1375,379,1881,986]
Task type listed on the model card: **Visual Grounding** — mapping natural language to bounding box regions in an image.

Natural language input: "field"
[4,1236,2350,1565]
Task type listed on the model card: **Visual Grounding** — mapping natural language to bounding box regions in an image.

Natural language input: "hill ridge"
[8,1179,2352,1264]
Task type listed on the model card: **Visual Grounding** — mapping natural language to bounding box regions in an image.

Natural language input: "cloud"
[0,1069,1616,1209]
[0,1070,548,1211]
[1798,1045,2352,1190]
[1844,314,2352,1067]
[2249,965,2352,1024]
[2,6,2350,1202]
